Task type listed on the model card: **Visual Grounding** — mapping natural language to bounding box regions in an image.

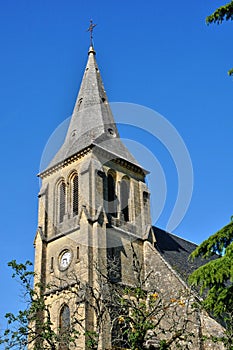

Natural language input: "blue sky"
[0,0,232,334]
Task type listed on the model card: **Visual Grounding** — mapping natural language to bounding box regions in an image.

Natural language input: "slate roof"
[44,46,141,172]
[152,226,215,283]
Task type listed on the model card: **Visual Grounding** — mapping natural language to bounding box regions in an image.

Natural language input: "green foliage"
[190,220,233,258]
[206,1,233,76]
[0,253,199,349]
[189,220,233,314]
[159,339,170,349]
[85,330,99,349]
[0,260,80,350]
[114,287,194,350]
[206,1,233,24]
[189,219,233,348]
[115,287,156,350]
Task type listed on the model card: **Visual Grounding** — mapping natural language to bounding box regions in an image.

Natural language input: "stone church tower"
[35,44,153,349]
[34,45,225,349]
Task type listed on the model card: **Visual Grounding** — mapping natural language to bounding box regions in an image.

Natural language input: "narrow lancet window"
[50,257,54,272]
[59,182,66,223]
[107,173,117,217]
[121,178,130,222]
[59,304,70,350]
[72,175,79,216]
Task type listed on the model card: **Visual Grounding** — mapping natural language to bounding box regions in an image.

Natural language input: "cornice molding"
[38,147,92,179]
[38,144,147,180]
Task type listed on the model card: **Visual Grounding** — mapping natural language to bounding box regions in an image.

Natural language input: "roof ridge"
[152,226,198,247]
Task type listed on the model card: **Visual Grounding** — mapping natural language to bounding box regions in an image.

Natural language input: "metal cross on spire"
[87,19,97,46]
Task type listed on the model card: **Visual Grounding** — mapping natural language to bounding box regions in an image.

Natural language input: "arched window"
[59,181,66,223]
[59,304,70,350]
[121,178,130,222]
[107,172,117,217]
[72,175,79,216]
[111,307,128,348]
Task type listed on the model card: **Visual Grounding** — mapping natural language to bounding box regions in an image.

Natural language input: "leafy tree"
[108,245,198,350]
[0,260,81,350]
[206,1,233,24]
[206,1,233,76]
[189,218,233,349]
[0,253,199,350]
[111,285,196,350]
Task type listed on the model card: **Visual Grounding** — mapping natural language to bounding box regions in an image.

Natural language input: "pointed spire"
[45,45,142,172]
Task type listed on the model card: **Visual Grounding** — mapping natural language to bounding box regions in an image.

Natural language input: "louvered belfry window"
[107,173,117,217]
[73,175,79,216]
[121,178,130,222]
[59,182,66,223]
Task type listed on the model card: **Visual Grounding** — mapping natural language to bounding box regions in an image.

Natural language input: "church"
[33,39,225,349]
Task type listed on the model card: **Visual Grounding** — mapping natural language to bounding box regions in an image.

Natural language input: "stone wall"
[144,241,225,349]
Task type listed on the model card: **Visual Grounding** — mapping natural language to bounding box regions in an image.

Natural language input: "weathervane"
[87,19,97,46]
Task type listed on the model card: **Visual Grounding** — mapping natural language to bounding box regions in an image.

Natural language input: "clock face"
[59,250,72,270]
